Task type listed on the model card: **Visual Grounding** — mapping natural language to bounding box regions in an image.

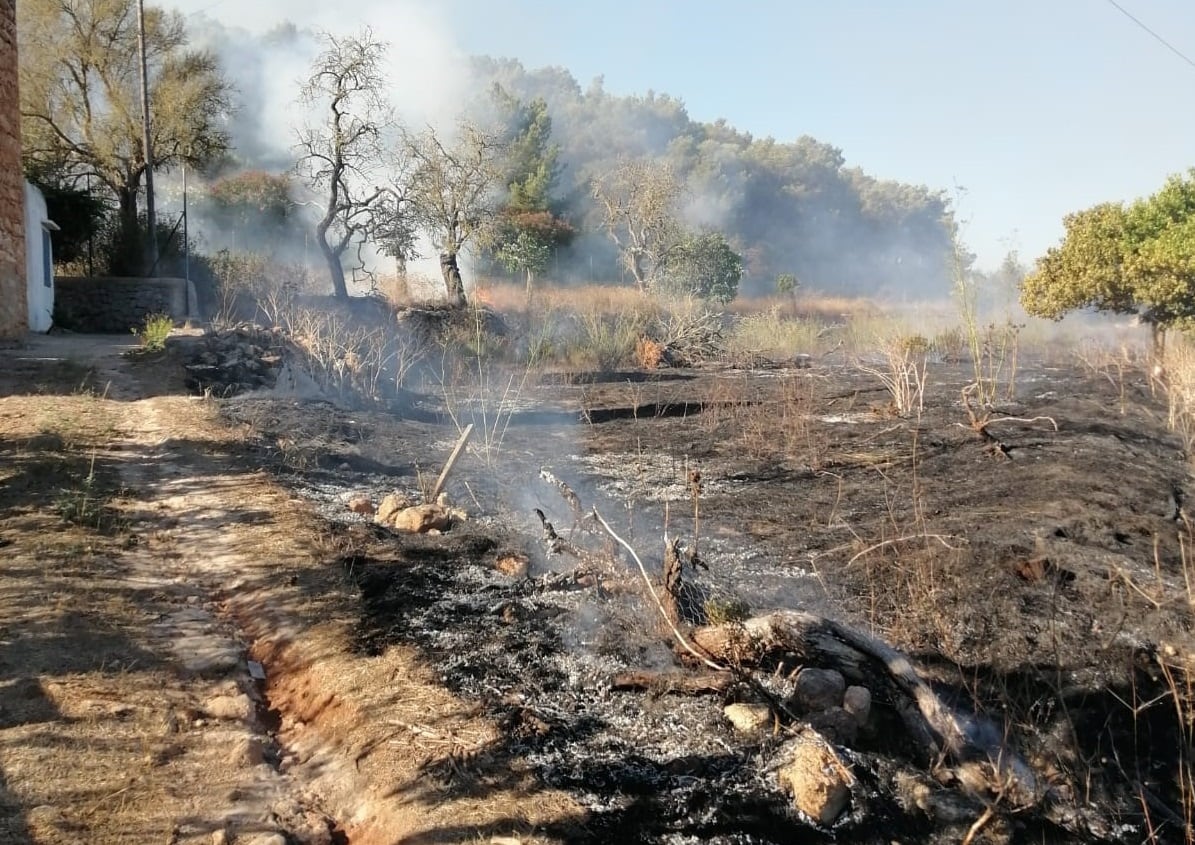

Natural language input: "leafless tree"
[591,158,685,291]
[402,123,504,306]
[294,29,396,299]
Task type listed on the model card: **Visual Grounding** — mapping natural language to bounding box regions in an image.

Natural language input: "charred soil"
[1,333,1192,844]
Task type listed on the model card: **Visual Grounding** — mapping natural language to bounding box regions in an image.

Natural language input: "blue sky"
[171,0,1195,270]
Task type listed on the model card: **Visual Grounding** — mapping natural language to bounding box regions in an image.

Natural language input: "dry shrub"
[649,302,725,365]
[855,333,929,417]
[635,336,665,369]
[728,292,882,322]
[726,307,823,364]
[207,251,319,327]
[567,307,646,371]
[1162,336,1195,454]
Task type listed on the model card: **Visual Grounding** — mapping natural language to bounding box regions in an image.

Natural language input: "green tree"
[659,231,743,303]
[18,0,232,274]
[776,272,799,297]
[23,173,111,269]
[497,228,553,297]
[1022,171,1195,353]
[206,171,294,243]
[488,88,572,295]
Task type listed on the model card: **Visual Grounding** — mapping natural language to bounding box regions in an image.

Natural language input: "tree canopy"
[465,57,957,296]
[1021,170,1195,344]
[18,0,232,274]
[402,123,505,306]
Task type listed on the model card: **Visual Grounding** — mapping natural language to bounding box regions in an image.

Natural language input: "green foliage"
[775,273,799,296]
[19,0,233,274]
[1021,203,1134,319]
[1022,170,1195,339]
[493,88,562,215]
[22,175,111,266]
[497,228,554,284]
[658,232,743,303]
[207,171,294,228]
[703,595,751,624]
[467,57,959,294]
[135,313,174,352]
[54,472,103,527]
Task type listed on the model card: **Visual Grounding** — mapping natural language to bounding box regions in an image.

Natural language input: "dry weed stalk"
[591,507,726,672]
[856,334,929,417]
[1161,338,1195,456]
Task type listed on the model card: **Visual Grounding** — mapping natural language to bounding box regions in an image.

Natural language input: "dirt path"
[0,336,580,845]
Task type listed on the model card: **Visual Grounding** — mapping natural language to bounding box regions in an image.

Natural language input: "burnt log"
[692,612,1043,798]
[610,670,735,696]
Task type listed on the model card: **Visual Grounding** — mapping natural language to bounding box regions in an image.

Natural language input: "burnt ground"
[1,331,1191,844]
[219,354,1195,844]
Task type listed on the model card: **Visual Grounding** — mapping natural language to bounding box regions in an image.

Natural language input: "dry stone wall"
[54,277,189,333]
[0,0,26,340]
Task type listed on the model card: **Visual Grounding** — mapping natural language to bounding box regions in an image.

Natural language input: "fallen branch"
[845,533,965,568]
[610,670,735,696]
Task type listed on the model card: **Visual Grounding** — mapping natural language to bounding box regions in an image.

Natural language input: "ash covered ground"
[220,358,1195,844]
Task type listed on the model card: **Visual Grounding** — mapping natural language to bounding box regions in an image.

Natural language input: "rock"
[808,706,858,745]
[210,829,230,845]
[723,702,773,734]
[389,503,452,533]
[776,734,854,825]
[843,685,871,726]
[347,494,375,516]
[201,694,253,722]
[793,668,846,712]
[226,736,265,767]
[375,493,414,525]
[242,835,287,845]
[493,554,530,578]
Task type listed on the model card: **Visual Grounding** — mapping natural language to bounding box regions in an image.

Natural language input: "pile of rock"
[183,326,285,397]
[722,667,871,826]
[348,491,468,534]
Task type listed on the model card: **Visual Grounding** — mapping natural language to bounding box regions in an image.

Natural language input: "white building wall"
[23,181,54,333]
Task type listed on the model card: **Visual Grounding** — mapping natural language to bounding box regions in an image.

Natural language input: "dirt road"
[0,335,578,845]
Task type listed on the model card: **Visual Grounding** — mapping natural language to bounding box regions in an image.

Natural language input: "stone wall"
[55,277,189,333]
[0,0,26,340]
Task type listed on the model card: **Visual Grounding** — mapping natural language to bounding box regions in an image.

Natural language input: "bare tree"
[295,29,393,299]
[402,123,504,306]
[591,158,685,291]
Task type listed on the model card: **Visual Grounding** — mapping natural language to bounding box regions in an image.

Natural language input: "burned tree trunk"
[440,252,467,307]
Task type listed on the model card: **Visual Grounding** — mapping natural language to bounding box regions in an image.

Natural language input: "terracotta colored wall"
[0,0,27,339]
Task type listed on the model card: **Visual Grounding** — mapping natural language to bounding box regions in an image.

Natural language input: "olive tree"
[591,158,685,291]
[18,0,232,274]
[401,123,504,306]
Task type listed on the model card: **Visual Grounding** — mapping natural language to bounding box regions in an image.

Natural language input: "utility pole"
[136,0,158,274]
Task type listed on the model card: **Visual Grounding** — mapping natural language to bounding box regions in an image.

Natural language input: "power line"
[1104,0,1195,71]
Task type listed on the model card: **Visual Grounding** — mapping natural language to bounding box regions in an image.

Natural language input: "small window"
[42,230,52,288]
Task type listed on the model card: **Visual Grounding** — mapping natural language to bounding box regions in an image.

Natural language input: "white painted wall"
[23,181,54,333]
